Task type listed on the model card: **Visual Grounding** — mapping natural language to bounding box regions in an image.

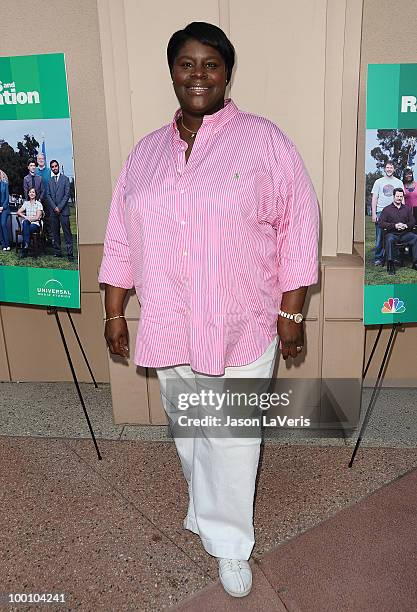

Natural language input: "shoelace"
[221,559,243,571]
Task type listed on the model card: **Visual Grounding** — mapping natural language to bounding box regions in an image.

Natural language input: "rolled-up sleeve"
[276,144,319,292]
[98,157,134,289]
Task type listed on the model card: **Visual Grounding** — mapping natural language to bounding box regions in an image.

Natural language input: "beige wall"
[98,0,363,258]
[0,0,111,381]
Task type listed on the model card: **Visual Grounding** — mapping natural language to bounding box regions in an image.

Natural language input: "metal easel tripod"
[48,306,102,460]
[349,323,401,467]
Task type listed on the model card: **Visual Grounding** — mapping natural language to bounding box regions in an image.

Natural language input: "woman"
[99,22,319,598]
[402,167,417,212]
[0,169,10,251]
[17,187,43,258]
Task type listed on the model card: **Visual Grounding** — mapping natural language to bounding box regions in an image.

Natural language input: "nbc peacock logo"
[381,297,406,314]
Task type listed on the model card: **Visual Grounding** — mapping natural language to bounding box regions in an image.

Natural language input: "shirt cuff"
[98,258,134,289]
[277,256,319,292]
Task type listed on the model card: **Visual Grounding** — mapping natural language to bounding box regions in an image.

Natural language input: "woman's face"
[405,171,413,182]
[28,188,36,199]
[171,38,227,117]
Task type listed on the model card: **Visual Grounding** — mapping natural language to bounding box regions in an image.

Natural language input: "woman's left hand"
[277,318,304,360]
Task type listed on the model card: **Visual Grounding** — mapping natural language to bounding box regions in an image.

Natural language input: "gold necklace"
[181,117,198,139]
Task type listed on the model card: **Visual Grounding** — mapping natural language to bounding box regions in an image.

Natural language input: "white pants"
[156,337,278,560]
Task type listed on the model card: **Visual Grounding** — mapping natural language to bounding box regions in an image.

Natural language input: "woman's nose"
[191,65,207,79]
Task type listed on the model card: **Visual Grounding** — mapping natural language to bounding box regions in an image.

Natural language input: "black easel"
[48,306,102,460]
[349,323,401,467]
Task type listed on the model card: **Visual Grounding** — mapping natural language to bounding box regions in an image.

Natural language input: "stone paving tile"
[0,437,211,611]
[64,438,219,579]
[252,445,417,557]
[0,382,122,440]
[258,467,417,612]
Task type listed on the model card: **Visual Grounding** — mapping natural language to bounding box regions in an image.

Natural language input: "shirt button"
[183,250,187,256]
[180,220,186,226]
[180,189,185,194]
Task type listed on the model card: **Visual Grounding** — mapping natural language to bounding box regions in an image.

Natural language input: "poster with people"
[364,63,417,325]
[0,53,80,309]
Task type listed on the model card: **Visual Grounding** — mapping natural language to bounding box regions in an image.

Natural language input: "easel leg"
[66,309,98,388]
[50,308,102,460]
[349,324,398,467]
[362,325,383,379]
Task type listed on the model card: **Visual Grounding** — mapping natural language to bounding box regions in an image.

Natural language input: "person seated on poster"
[402,168,417,210]
[23,158,44,202]
[17,187,43,258]
[0,169,11,251]
[371,160,404,266]
[46,160,73,261]
[378,188,417,275]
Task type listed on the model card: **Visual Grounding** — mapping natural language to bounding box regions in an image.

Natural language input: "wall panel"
[124,0,220,144]
[2,290,108,382]
[229,0,326,204]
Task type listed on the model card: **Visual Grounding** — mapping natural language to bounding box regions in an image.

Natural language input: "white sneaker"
[2,247,10,251]
[218,558,252,597]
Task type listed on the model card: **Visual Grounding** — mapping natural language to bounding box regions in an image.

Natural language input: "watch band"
[278,309,304,323]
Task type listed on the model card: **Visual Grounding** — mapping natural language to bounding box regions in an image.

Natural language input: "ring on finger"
[296,346,303,352]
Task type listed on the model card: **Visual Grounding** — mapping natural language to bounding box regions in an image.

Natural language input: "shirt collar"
[172,98,239,139]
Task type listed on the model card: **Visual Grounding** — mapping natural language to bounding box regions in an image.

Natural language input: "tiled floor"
[0,382,416,610]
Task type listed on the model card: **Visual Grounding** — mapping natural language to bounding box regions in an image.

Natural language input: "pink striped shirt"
[99,99,319,375]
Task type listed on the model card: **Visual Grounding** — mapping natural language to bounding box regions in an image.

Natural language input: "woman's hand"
[104,318,129,358]
[277,317,304,360]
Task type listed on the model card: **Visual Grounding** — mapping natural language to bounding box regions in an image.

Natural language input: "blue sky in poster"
[365,129,378,174]
[0,117,75,179]
[366,128,417,176]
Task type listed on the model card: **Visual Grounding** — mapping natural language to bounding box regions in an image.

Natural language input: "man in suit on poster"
[46,159,74,261]
[23,159,44,201]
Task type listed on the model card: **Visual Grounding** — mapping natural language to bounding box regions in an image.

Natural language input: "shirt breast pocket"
[215,172,259,220]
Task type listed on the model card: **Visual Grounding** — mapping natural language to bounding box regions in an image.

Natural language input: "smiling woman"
[167,24,232,152]
[98,21,319,599]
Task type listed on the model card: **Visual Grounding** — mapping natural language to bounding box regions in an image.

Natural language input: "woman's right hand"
[104,318,129,358]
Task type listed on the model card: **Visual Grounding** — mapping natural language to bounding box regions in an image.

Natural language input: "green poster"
[364,63,417,325]
[0,53,79,309]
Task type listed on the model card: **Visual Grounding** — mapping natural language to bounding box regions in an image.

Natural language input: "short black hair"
[384,159,395,167]
[402,167,414,182]
[167,22,235,84]
[27,158,36,166]
[393,187,404,196]
[49,159,59,168]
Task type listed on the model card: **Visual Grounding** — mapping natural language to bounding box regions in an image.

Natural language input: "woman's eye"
[182,62,193,68]
[206,63,217,68]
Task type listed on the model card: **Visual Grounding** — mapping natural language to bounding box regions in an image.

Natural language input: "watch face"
[294,313,303,323]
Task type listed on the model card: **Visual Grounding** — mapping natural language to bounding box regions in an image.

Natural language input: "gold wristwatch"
[278,309,304,324]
